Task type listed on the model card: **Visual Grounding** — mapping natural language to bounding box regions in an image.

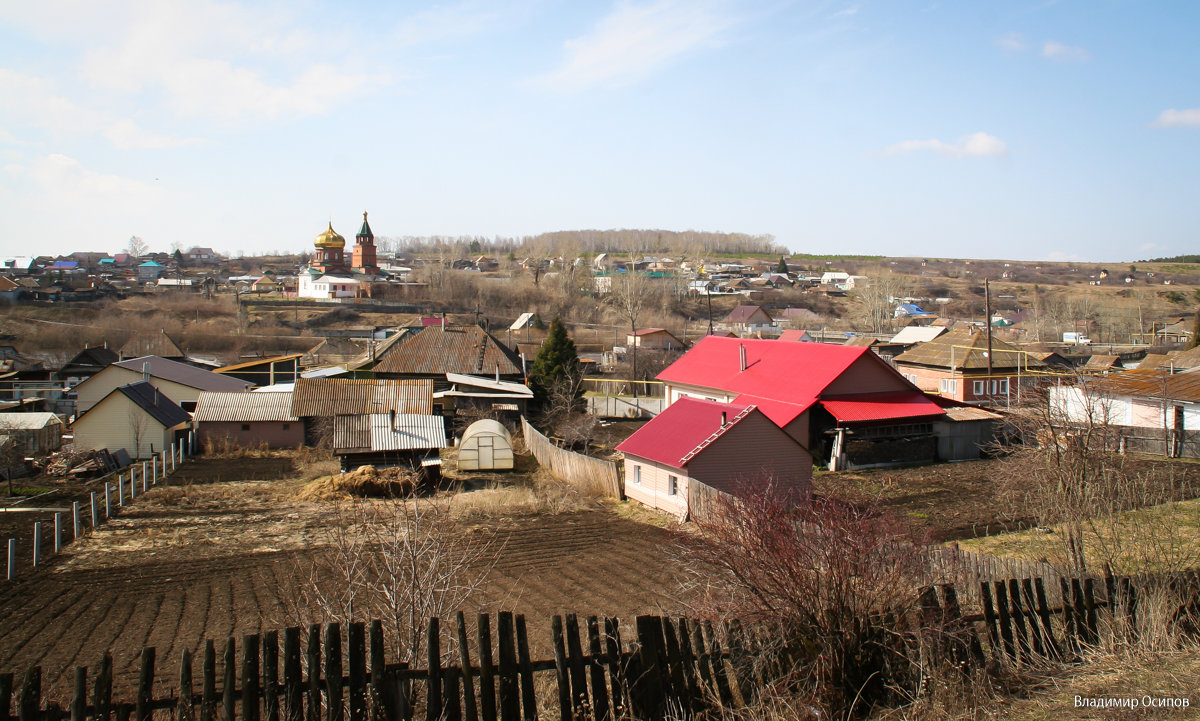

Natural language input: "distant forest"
[1139,254,1200,263]
[380,229,787,258]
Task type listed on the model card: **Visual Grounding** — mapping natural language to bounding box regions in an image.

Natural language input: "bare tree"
[607,256,647,392]
[126,235,149,258]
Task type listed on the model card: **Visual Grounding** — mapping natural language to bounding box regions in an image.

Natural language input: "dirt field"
[0,467,690,700]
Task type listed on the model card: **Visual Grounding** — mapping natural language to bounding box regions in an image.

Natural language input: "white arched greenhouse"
[457,419,514,471]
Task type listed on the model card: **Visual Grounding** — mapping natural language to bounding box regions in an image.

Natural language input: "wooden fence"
[519,418,622,499]
[6,572,1199,721]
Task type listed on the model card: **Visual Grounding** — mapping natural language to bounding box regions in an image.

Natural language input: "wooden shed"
[457,420,514,471]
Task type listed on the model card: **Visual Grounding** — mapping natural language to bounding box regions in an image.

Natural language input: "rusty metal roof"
[291,378,433,416]
[194,391,297,422]
[1085,367,1200,403]
[371,325,523,376]
[119,331,184,359]
[333,413,446,453]
[893,329,1045,371]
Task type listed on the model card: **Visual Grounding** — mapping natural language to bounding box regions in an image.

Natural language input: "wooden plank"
[978,581,1001,658]
[371,621,393,721]
[1083,578,1099,644]
[425,618,442,721]
[1121,577,1139,640]
[724,620,753,706]
[394,663,412,721]
[1006,579,1032,663]
[17,677,40,721]
[550,617,571,721]
[283,629,303,721]
[443,670,461,721]
[243,634,262,721]
[347,623,366,721]
[702,622,732,707]
[496,613,518,721]
[223,638,237,721]
[688,620,713,701]
[1018,580,1045,659]
[660,619,687,708]
[675,619,700,707]
[179,649,194,721]
[993,582,1016,660]
[634,617,666,721]
[563,615,588,718]
[1070,578,1088,649]
[136,647,155,721]
[325,624,344,721]
[476,615,496,721]
[603,619,624,718]
[264,631,280,721]
[584,618,610,721]
[306,625,322,721]
[940,584,984,666]
[1032,578,1061,659]
[514,616,537,721]
[454,613,478,721]
[1059,578,1077,653]
[70,667,86,721]
[200,642,215,721]
[0,672,14,721]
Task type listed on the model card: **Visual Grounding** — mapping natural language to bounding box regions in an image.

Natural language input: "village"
[0,224,1199,720]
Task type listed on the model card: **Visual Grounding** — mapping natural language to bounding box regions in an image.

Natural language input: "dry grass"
[955,498,1200,574]
[297,466,417,500]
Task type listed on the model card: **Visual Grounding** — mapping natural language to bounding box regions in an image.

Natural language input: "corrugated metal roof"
[194,392,297,422]
[292,378,433,416]
[1085,367,1200,403]
[0,412,63,430]
[112,356,253,392]
[616,397,757,468]
[893,329,1044,371]
[371,326,523,376]
[444,373,533,396]
[215,354,303,373]
[119,332,184,359]
[889,326,947,345]
[333,414,446,452]
[818,391,946,423]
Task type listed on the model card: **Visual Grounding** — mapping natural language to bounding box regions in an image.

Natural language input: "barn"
[457,420,514,471]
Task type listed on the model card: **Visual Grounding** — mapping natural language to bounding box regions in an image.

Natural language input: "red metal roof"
[615,397,755,469]
[818,391,946,423]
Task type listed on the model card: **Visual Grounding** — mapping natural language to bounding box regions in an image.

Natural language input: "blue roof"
[139,261,164,267]
[51,261,78,268]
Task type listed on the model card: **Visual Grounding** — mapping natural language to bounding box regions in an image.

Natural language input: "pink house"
[615,397,812,518]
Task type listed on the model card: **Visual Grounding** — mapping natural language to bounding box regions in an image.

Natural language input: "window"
[282,423,290,430]
[633,465,641,485]
[241,424,251,431]
[973,380,985,396]
[939,378,958,395]
[991,378,1009,394]
[668,476,678,496]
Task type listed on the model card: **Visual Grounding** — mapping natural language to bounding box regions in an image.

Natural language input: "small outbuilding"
[457,419,514,471]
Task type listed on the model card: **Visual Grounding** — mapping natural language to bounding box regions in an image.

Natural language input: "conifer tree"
[776,256,789,274]
[529,317,580,402]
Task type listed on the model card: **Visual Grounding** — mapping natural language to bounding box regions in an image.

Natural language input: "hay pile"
[298,466,417,500]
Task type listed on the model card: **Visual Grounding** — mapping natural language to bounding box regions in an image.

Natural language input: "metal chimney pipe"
[720,411,727,427]
[739,344,747,372]
[143,362,150,381]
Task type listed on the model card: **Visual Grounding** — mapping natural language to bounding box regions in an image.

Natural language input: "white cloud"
[25,154,165,202]
[1152,108,1200,128]
[884,132,1007,158]
[394,2,509,47]
[1041,41,1090,62]
[831,6,859,18]
[995,32,1026,52]
[538,0,734,91]
[0,68,198,149]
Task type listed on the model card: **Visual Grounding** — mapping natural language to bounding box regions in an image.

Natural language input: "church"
[297,212,381,299]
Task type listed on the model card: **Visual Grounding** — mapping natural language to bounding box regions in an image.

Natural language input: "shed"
[458,420,514,471]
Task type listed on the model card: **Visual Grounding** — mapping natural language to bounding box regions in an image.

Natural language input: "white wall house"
[298,273,360,299]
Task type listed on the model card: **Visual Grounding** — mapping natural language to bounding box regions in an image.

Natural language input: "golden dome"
[314,221,345,249]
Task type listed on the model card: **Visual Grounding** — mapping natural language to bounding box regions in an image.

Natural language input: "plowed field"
[0,477,689,700]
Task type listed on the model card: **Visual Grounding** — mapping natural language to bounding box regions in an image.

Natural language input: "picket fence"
[519,419,622,499]
[3,570,1199,721]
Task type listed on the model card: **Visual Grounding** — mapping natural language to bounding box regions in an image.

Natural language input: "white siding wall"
[623,458,689,518]
[73,395,181,458]
[77,368,214,414]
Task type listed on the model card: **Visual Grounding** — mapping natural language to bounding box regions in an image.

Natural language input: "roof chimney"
[441,313,446,331]
[142,362,150,381]
[738,344,747,372]
[720,411,727,427]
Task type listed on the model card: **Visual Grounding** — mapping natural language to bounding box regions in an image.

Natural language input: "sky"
[1,0,1198,262]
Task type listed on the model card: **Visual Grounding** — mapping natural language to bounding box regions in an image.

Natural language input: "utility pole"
[985,278,994,382]
[706,290,714,336]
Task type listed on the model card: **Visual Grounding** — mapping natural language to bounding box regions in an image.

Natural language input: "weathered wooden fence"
[3,431,198,581]
[519,418,622,499]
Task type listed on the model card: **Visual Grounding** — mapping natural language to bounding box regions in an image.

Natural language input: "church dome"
[314,222,345,249]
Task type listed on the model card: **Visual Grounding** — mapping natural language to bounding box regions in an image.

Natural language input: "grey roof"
[889,326,948,345]
[292,378,433,416]
[333,414,447,453]
[0,412,64,430]
[116,381,191,428]
[371,326,523,376]
[194,392,297,422]
[113,356,253,392]
[443,373,533,396]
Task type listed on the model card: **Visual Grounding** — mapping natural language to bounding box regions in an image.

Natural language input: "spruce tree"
[776,256,789,274]
[529,317,580,402]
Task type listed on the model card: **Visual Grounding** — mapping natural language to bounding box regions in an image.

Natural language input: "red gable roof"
[657,336,943,426]
[819,391,946,423]
[615,397,755,469]
[726,305,772,323]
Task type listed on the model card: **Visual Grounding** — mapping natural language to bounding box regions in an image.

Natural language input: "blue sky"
[1,0,1197,261]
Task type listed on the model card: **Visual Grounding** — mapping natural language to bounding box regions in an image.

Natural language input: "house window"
[939,379,958,395]
[991,379,1009,394]
[241,424,250,431]
[633,465,641,485]
[973,380,985,396]
[668,476,678,496]
[282,423,290,430]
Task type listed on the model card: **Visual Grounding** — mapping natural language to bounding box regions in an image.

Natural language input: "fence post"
[105,484,111,518]
[130,472,136,500]
[7,538,14,580]
[54,513,62,553]
[91,493,99,528]
[72,501,81,540]
[32,523,41,567]
[151,456,157,486]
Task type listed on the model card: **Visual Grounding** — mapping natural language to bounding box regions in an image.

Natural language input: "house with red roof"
[778,329,814,343]
[615,397,811,517]
[656,336,952,470]
[724,305,776,335]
